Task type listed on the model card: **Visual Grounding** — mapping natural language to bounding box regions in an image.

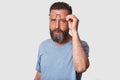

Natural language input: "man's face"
[49,9,69,43]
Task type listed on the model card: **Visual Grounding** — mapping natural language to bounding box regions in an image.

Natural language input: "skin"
[34,9,89,80]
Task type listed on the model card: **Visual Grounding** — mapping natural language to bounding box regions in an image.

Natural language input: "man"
[34,1,89,80]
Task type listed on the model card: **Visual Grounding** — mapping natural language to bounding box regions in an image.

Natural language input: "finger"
[66,15,77,22]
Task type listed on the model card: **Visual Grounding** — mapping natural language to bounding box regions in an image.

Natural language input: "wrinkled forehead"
[50,9,69,18]
[51,14,63,19]
[50,14,66,19]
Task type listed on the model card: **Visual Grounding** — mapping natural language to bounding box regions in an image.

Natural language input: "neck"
[54,34,72,46]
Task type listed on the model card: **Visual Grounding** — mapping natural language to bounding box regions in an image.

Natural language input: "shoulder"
[39,39,52,47]
[81,40,89,47]
[37,39,52,55]
[81,40,89,56]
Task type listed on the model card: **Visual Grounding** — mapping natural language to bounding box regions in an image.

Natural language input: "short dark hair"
[49,2,72,14]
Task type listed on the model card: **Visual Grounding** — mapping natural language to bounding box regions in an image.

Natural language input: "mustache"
[52,28,63,33]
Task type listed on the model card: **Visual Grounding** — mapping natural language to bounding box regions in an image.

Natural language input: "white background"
[0,0,120,80]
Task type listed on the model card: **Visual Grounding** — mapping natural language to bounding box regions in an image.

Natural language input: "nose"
[55,20,60,29]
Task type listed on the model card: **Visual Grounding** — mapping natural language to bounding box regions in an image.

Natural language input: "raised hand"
[66,15,79,33]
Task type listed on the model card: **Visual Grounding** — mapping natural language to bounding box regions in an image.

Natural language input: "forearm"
[34,72,41,80]
[72,31,89,73]
[34,77,40,80]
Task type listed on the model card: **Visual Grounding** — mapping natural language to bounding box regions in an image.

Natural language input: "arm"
[34,72,41,80]
[72,31,89,73]
[66,15,89,73]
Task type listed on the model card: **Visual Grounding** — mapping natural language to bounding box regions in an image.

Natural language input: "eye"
[51,19,56,22]
[60,19,67,24]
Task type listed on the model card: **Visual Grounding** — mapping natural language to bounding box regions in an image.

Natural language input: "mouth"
[54,31,61,34]
[53,29,62,34]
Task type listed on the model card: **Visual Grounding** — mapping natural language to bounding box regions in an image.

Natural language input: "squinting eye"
[51,19,56,22]
[60,19,67,23]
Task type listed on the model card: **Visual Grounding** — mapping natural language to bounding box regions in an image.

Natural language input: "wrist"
[71,30,78,35]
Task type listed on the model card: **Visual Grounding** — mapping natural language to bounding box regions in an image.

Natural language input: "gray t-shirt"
[36,39,89,80]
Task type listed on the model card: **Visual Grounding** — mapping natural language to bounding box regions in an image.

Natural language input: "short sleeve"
[81,40,89,57]
[35,43,45,72]
[36,57,41,72]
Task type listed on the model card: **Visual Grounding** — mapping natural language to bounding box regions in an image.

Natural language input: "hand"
[66,14,79,33]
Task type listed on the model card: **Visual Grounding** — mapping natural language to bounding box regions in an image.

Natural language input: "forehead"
[50,9,69,18]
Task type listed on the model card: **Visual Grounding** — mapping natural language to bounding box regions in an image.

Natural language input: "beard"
[50,28,69,43]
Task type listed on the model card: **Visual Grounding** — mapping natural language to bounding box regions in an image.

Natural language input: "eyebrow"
[50,14,66,19]
[50,18,66,21]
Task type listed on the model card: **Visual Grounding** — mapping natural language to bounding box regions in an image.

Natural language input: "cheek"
[49,23,55,30]
[49,23,68,31]
[61,25,69,31]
